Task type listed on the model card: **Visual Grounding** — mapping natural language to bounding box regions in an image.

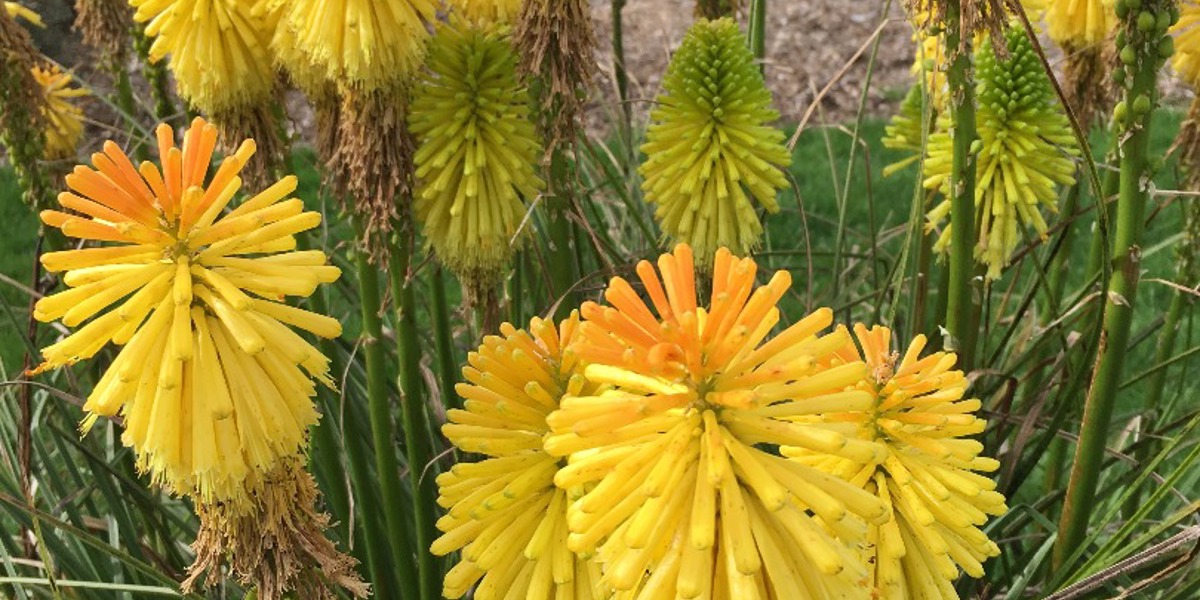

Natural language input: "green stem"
[109,58,146,162]
[1054,3,1163,568]
[387,239,439,600]
[431,267,460,411]
[749,0,766,64]
[944,0,980,370]
[611,0,632,158]
[354,251,414,596]
[1123,198,1197,517]
[133,28,178,125]
[545,148,578,318]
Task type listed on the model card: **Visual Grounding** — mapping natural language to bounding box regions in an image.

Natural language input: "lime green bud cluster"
[924,27,1079,280]
[1113,0,1179,116]
[639,17,791,265]
[882,85,931,177]
[410,22,545,284]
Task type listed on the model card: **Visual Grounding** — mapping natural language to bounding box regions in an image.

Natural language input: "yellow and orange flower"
[31,64,88,160]
[435,314,606,600]
[33,117,341,507]
[787,325,1008,599]
[545,245,890,598]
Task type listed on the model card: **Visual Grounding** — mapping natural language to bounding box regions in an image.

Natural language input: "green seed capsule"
[1133,95,1152,115]
[1157,11,1173,32]
[1125,0,1142,10]
[1120,46,1138,64]
[1159,36,1174,59]
[1114,101,1129,122]
[1116,0,1130,18]
[1137,11,1157,31]
[1112,66,1127,83]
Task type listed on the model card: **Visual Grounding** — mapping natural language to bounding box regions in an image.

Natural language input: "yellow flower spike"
[1173,2,1200,88]
[447,0,524,25]
[130,0,274,116]
[791,324,1008,600]
[30,119,363,600]
[545,244,890,599]
[436,313,607,600]
[4,1,42,26]
[1046,0,1118,47]
[639,19,791,265]
[30,65,88,161]
[923,28,1079,280]
[278,0,437,90]
[410,21,544,289]
[31,115,338,501]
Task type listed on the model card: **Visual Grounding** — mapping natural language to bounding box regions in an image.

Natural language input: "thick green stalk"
[388,239,439,600]
[749,0,766,63]
[133,28,178,124]
[1123,198,1197,517]
[611,0,632,155]
[546,147,578,318]
[944,0,980,369]
[1054,0,1166,567]
[354,251,414,597]
[431,267,460,411]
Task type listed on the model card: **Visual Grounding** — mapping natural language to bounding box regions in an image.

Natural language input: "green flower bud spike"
[639,17,792,265]
[410,21,545,287]
[923,26,1080,280]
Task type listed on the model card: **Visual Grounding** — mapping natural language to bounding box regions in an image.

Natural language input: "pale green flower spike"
[923,27,1079,280]
[639,17,792,265]
[410,21,544,285]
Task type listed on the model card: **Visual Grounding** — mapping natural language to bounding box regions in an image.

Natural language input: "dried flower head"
[924,28,1078,280]
[32,65,88,160]
[639,19,791,265]
[435,314,606,599]
[788,325,1008,599]
[515,0,595,147]
[187,459,369,599]
[545,245,890,598]
[73,0,131,59]
[410,21,543,287]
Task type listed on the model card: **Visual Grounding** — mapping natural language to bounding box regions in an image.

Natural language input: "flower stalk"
[353,248,413,597]
[944,0,979,369]
[388,236,439,600]
[1054,0,1175,568]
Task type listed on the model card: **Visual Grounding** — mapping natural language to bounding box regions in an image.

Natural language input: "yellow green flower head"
[32,65,88,160]
[130,0,275,115]
[639,19,791,265]
[882,85,931,177]
[4,1,43,26]
[448,0,524,25]
[1171,2,1200,88]
[410,22,544,283]
[435,314,606,600]
[279,0,438,91]
[1046,0,1118,47]
[924,28,1078,280]
[545,245,891,598]
[32,118,342,508]
[788,325,1008,599]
